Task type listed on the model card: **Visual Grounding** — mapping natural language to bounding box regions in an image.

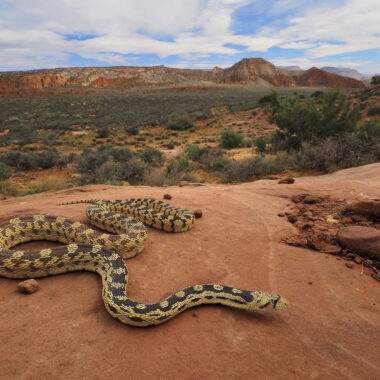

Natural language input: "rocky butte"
[0,58,366,96]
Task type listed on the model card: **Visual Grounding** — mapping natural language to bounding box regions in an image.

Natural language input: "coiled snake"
[0,198,288,326]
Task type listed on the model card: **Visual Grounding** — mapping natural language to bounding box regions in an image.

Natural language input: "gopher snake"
[0,198,288,326]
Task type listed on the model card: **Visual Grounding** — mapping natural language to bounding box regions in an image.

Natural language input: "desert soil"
[1,163,380,380]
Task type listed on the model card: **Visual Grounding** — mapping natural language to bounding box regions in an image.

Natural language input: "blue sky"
[0,0,379,73]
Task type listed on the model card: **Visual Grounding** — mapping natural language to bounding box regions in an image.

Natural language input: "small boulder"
[337,226,380,260]
[17,279,39,294]
[346,200,380,218]
[278,177,295,184]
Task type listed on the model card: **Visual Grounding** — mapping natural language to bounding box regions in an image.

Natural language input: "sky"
[0,0,379,74]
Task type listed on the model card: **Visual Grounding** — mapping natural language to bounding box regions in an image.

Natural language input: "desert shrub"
[367,104,380,116]
[0,162,12,180]
[33,149,61,169]
[357,120,380,142]
[220,128,243,149]
[166,157,193,175]
[124,125,140,135]
[139,147,163,166]
[0,180,18,196]
[97,126,110,138]
[223,156,289,183]
[371,75,380,85]
[253,136,267,155]
[191,109,211,120]
[164,142,175,149]
[0,151,35,170]
[185,144,209,161]
[258,89,280,109]
[289,133,380,172]
[143,168,197,186]
[272,91,361,151]
[199,148,226,170]
[167,111,193,131]
[311,90,324,98]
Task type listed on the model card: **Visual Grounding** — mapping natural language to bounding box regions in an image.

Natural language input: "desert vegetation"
[0,86,379,195]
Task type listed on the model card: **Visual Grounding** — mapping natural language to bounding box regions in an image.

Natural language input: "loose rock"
[337,226,380,260]
[193,209,203,219]
[278,177,295,184]
[17,279,39,294]
[346,200,380,218]
[163,194,172,200]
[345,263,354,269]
[287,215,298,223]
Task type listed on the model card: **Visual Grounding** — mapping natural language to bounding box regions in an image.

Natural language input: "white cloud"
[0,0,379,72]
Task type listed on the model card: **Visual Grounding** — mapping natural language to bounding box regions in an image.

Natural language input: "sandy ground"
[0,163,379,380]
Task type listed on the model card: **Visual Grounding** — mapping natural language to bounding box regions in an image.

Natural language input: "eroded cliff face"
[294,67,366,89]
[221,58,295,87]
[0,58,366,95]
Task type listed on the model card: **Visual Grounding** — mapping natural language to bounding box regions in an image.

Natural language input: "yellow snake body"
[0,198,288,326]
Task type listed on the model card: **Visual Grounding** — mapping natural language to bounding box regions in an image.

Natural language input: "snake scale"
[0,198,288,326]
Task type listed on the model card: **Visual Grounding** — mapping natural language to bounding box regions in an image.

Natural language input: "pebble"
[163,194,172,200]
[17,279,39,294]
[287,215,298,223]
[345,263,354,269]
[193,209,203,219]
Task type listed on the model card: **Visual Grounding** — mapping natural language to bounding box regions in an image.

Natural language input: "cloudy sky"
[0,0,379,73]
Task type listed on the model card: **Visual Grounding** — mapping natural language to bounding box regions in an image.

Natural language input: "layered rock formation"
[0,58,366,95]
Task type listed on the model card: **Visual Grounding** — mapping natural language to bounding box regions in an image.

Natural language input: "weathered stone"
[351,214,368,223]
[278,177,295,184]
[337,226,380,259]
[163,194,172,200]
[346,200,380,218]
[17,279,39,294]
[303,195,321,204]
[287,215,298,223]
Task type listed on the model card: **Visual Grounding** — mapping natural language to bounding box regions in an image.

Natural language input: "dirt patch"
[280,193,380,281]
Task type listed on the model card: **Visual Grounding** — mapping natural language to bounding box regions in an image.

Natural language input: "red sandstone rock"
[278,177,295,184]
[346,200,380,218]
[337,226,380,259]
[163,194,172,200]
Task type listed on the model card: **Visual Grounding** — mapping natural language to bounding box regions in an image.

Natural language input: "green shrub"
[220,128,243,149]
[139,147,163,166]
[357,120,380,142]
[97,126,110,138]
[223,156,288,183]
[166,157,193,175]
[0,162,12,180]
[253,136,267,155]
[273,91,361,151]
[164,142,175,149]
[367,104,380,116]
[124,125,140,135]
[167,111,193,131]
[289,133,380,172]
[371,75,380,85]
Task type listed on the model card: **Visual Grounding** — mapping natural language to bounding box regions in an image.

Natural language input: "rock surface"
[337,226,380,259]
[0,163,379,379]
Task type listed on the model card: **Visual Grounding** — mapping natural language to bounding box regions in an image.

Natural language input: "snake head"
[250,291,289,311]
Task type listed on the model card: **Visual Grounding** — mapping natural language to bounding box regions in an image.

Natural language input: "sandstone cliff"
[0,58,366,95]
